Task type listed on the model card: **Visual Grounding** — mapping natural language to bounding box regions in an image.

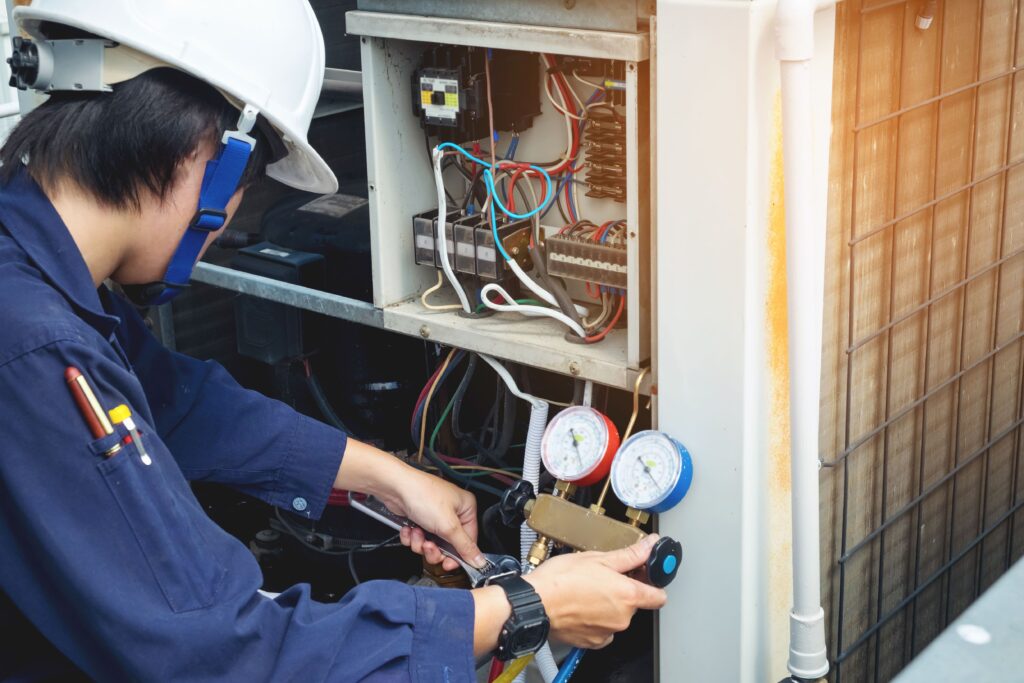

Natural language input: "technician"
[0,2,667,681]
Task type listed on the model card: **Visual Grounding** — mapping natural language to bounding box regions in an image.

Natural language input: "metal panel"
[655,1,837,680]
[191,263,383,328]
[345,11,650,62]
[356,0,651,34]
[382,299,641,390]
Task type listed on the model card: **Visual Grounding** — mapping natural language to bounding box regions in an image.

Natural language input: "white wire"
[479,354,547,409]
[572,69,605,91]
[537,55,577,173]
[544,72,586,121]
[481,283,587,338]
[431,148,471,313]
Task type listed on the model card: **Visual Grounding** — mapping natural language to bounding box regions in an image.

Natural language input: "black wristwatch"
[492,575,550,661]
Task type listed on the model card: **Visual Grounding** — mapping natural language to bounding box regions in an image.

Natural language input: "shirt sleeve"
[0,336,476,682]
[106,290,345,519]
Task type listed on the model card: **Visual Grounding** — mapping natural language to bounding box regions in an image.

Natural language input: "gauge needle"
[637,455,659,487]
[569,429,584,466]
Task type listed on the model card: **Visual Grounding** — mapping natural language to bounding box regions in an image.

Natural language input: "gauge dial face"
[541,406,617,484]
[610,431,685,510]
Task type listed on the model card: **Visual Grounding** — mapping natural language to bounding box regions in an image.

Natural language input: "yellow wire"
[418,348,457,464]
[596,366,650,509]
[492,655,534,683]
[422,271,464,311]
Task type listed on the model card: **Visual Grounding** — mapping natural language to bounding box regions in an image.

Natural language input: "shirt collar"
[0,166,121,338]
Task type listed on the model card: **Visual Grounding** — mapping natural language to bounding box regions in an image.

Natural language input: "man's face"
[110,144,245,286]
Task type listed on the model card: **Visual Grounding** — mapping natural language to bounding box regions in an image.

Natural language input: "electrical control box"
[348,10,651,389]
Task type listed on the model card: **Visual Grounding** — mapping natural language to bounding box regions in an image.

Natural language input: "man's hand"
[333,439,484,571]
[524,535,668,649]
[469,535,668,657]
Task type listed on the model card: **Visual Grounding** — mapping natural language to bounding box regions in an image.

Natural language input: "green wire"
[429,389,523,479]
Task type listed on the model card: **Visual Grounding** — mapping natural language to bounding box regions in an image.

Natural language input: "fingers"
[629,579,668,610]
[456,491,479,544]
[441,517,487,569]
[599,534,660,574]
[594,635,615,650]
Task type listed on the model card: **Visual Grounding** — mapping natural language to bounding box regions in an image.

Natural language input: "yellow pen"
[108,404,152,466]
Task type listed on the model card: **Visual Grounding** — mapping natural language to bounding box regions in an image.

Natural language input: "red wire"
[488,657,505,682]
[586,296,625,343]
[410,363,445,434]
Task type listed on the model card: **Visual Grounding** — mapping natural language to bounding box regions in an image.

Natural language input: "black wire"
[450,354,479,440]
[305,370,352,435]
[273,507,401,557]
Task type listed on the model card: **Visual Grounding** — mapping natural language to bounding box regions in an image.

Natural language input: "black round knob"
[8,37,40,91]
[499,479,535,527]
[630,536,682,588]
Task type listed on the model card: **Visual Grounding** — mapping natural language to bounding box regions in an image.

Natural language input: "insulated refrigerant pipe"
[775,0,836,680]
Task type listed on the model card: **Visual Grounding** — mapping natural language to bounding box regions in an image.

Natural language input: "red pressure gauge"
[540,406,620,486]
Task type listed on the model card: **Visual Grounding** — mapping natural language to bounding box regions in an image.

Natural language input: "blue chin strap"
[144,105,259,306]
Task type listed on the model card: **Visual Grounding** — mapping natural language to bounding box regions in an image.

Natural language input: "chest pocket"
[93,426,226,613]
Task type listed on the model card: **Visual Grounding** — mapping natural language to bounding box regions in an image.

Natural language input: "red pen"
[65,366,121,458]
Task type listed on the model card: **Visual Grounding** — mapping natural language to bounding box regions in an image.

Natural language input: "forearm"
[471,586,513,657]
[333,438,409,498]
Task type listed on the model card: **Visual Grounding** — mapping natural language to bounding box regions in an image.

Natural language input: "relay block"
[413,209,532,282]
[412,45,540,141]
[545,233,627,289]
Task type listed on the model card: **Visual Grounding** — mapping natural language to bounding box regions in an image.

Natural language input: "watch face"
[511,620,550,654]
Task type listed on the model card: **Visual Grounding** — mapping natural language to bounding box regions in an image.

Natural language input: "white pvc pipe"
[776,0,834,679]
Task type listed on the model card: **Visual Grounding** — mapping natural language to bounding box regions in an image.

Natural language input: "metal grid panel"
[821,1,1024,680]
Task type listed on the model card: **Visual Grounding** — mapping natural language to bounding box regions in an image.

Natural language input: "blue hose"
[553,648,585,683]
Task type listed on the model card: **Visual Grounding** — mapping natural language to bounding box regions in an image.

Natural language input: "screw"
[511,247,520,256]
[569,361,581,376]
[419,325,430,339]
[564,0,576,7]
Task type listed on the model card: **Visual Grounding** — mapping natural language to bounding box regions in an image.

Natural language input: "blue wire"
[553,648,585,683]
[433,142,552,262]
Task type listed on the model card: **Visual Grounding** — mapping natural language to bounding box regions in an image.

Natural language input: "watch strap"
[494,575,549,661]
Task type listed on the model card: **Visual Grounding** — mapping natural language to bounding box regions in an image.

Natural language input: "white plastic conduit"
[775,0,835,679]
[477,354,559,683]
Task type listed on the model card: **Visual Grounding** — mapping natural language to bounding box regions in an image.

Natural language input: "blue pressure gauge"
[610,430,693,513]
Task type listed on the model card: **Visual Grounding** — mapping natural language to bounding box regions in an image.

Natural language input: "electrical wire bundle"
[408,348,527,498]
[428,52,630,343]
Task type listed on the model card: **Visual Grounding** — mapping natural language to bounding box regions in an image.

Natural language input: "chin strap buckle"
[139,105,259,306]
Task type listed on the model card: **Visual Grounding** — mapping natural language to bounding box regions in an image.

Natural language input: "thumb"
[444,520,487,569]
[600,534,659,574]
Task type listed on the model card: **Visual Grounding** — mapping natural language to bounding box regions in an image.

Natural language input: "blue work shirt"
[0,168,475,682]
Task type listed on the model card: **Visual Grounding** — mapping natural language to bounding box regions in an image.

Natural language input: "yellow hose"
[492,655,534,683]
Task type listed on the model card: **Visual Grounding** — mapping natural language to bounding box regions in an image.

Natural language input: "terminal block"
[412,210,533,283]
[545,233,627,289]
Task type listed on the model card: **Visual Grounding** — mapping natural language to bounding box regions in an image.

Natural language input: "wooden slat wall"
[820,1,1024,680]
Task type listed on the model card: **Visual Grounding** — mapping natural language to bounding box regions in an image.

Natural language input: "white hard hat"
[13,0,339,194]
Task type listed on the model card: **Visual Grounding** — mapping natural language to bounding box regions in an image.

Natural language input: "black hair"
[0,67,276,210]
